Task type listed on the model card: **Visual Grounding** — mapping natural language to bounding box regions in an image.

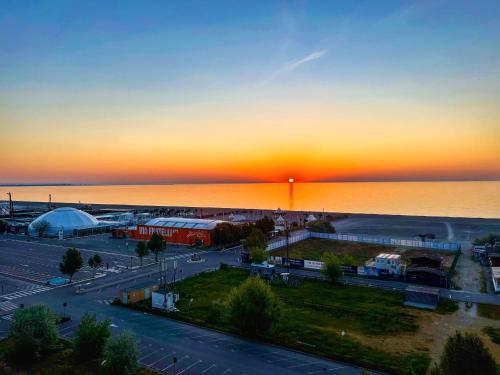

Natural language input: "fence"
[310,232,460,252]
[266,231,311,252]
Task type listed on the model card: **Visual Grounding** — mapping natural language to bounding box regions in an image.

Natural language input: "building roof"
[144,217,226,230]
[376,253,401,260]
[405,285,440,295]
[408,255,443,262]
[406,267,446,276]
[28,207,99,236]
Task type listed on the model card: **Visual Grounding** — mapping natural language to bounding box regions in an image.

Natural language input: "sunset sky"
[1,0,499,184]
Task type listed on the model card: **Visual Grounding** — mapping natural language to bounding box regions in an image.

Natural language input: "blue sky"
[1,0,499,183]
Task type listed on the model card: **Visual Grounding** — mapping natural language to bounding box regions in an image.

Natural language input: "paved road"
[0,250,368,374]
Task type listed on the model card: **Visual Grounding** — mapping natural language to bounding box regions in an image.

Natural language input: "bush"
[473,234,500,246]
[308,220,336,233]
[244,228,267,251]
[435,331,496,375]
[0,219,7,234]
[74,313,111,360]
[102,331,140,375]
[321,253,343,284]
[250,246,267,264]
[228,277,280,336]
[7,305,59,364]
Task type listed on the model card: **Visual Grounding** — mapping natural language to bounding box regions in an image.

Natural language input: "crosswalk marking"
[0,301,18,312]
[1,285,52,301]
[2,314,13,321]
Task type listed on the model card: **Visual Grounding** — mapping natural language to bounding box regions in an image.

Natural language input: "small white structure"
[306,214,317,222]
[492,268,500,293]
[152,290,179,311]
[375,253,403,275]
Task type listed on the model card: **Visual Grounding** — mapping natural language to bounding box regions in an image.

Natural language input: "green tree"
[321,253,343,283]
[74,313,110,360]
[102,331,140,375]
[228,277,281,336]
[308,220,336,233]
[135,241,149,266]
[244,228,267,251]
[255,216,275,236]
[59,247,83,282]
[147,232,166,262]
[473,234,500,246]
[212,222,243,249]
[87,253,103,278]
[250,246,267,264]
[32,219,50,237]
[0,219,7,234]
[435,331,496,375]
[8,304,59,364]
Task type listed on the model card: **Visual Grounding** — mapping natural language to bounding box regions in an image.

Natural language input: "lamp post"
[285,218,290,273]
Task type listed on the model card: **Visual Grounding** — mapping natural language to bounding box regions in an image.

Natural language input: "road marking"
[201,364,216,374]
[177,359,202,375]
[220,369,232,375]
[139,348,163,363]
[148,350,175,367]
[288,361,323,368]
[160,355,189,372]
[308,366,346,374]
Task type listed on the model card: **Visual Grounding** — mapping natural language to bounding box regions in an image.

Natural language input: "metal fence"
[310,232,460,252]
[266,231,311,252]
[266,230,460,253]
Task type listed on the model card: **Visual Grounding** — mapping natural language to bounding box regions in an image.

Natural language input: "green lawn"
[270,238,394,265]
[130,267,431,374]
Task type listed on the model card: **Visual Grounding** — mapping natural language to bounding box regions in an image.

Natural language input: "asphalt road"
[0,249,367,374]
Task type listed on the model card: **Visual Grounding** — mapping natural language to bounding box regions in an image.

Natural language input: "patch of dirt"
[346,302,500,369]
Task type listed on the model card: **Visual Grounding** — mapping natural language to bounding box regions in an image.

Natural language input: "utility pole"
[285,219,290,273]
[8,192,13,219]
[48,194,52,210]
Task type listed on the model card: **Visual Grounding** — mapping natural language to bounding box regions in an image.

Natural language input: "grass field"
[483,327,500,345]
[270,238,455,268]
[130,267,431,374]
[0,338,156,375]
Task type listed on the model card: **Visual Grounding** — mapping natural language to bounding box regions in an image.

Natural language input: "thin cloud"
[281,49,328,74]
[260,49,328,85]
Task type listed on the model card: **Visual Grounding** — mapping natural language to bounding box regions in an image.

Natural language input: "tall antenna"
[8,192,14,219]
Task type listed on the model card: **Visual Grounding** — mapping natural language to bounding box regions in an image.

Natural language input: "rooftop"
[144,217,226,230]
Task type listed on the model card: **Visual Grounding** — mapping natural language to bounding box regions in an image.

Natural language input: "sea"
[1,181,499,219]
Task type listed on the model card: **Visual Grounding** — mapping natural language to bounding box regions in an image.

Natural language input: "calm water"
[1,181,499,218]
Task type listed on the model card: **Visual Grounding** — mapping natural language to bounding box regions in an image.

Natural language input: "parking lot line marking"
[139,348,163,362]
[266,357,294,363]
[160,355,189,372]
[147,351,175,367]
[288,361,323,369]
[177,359,202,375]
[201,364,216,374]
[220,369,232,375]
[307,366,345,374]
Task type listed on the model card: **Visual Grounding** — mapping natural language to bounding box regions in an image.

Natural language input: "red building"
[127,217,225,247]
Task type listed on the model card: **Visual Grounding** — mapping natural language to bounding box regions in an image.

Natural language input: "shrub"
[0,219,7,234]
[321,253,343,284]
[250,246,267,264]
[7,304,59,364]
[74,313,111,360]
[228,277,280,336]
[436,331,496,375]
[102,331,140,375]
[308,220,336,233]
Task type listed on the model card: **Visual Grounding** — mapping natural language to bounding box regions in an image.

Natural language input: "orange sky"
[2,1,500,184]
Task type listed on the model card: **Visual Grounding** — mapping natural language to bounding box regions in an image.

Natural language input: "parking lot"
[56,304,358,375]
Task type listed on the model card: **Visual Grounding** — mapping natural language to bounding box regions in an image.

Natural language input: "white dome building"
[28,207,100,237]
